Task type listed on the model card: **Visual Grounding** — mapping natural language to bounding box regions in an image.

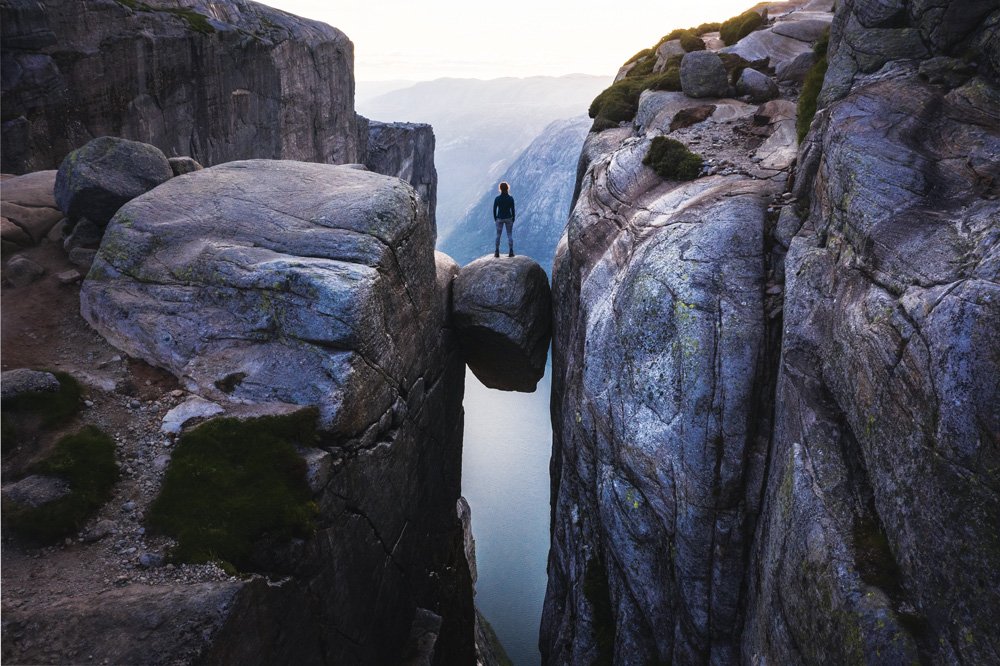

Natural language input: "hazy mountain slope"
[356,75,609,238]
[440,116,590,272]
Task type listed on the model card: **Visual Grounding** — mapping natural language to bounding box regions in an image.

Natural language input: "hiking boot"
[494,250,500,258]
[508,250,515,257]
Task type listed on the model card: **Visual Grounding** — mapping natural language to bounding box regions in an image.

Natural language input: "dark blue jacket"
[493,193,515,221]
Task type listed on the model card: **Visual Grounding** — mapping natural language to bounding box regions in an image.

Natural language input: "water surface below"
[462,370,552,666]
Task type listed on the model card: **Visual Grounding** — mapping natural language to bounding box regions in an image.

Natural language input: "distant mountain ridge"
[356,74,610,240]
[440,116,590,273]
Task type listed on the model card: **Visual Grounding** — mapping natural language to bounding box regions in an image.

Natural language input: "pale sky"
[257,0,770,81]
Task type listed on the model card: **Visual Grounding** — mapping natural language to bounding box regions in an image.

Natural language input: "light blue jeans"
[495,217,514,252]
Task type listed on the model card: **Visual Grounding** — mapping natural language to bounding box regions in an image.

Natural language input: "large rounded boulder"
[55,136,173,225]
[452,255,551,392]
[80,160,438,435]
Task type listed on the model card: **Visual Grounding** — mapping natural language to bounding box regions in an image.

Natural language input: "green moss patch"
[644,136,703,181]
[720,9,766,45]
[147,409,320,571]
[679,31,706,52]
[797,28,830,142]
[1,371,82,452]
[4,426,119,543]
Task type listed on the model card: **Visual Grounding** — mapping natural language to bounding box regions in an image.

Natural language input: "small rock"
[2,475,71,509]
[56,269,82,284]
[139,551,165,568]
[83,518,118,542]
[168,156,203,176]
[68,247,98,269]
[4,256,46,287]
[160,396,224,434]
[736,68,779,103]
[122,500,136,512]
[1,368,61,398]
[153,453,172,471]
[84,399,94,407]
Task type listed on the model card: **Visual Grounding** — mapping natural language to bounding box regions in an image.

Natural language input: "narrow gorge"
[1,0,997,664]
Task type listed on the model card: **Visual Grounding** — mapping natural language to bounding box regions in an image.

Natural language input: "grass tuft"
[643,136,703,181]
[797,28,831,142]
[3,426,119,543]
[146,409,320,572]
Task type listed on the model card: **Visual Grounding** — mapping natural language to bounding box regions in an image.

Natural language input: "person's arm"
[511,197,516,222]
[493,196,499,220]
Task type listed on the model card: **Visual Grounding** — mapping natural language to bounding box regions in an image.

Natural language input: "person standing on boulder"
[493,181,516,258]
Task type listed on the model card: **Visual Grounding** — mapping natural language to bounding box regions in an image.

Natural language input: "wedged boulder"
[680,51,729,98]
[54,136,173,225]
[452,255,551,392]
[81,160,438,435]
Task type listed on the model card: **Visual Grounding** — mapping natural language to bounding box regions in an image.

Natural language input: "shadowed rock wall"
[1,0,359,173]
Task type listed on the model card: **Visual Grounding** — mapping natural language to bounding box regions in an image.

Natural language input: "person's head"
[499,181,509,194]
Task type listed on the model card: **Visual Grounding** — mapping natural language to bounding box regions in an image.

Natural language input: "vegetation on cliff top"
[588,8,768,131]
[4,426,119,543]
[147,409,319,572]
[115,0,216,34]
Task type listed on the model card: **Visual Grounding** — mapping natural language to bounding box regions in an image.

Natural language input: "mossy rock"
[146,409,320,572]
[1,371,82,453]
[590,67,683,128]
[643,137,703,181]
[720,9,766,46]
[3,425,119,543]
[680,31,706,52]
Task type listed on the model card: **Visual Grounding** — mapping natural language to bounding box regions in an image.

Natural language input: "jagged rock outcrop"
[544,0,999,663]
[452,255,551,392]
[440,116,591,272]
[30,159,478,664]
[1,0,360,174]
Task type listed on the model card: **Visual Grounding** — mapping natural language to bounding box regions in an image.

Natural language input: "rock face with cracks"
[543,0,1000,663]
[0,0,360,174]
[69,159,476,664]
[452,255,552,392]
[82,160,434,436]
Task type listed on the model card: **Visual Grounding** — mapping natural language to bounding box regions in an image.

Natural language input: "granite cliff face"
[543,0,999,663]
[2,0,358,172]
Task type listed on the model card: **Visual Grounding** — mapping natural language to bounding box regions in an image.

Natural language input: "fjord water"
[462,369,553,666]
